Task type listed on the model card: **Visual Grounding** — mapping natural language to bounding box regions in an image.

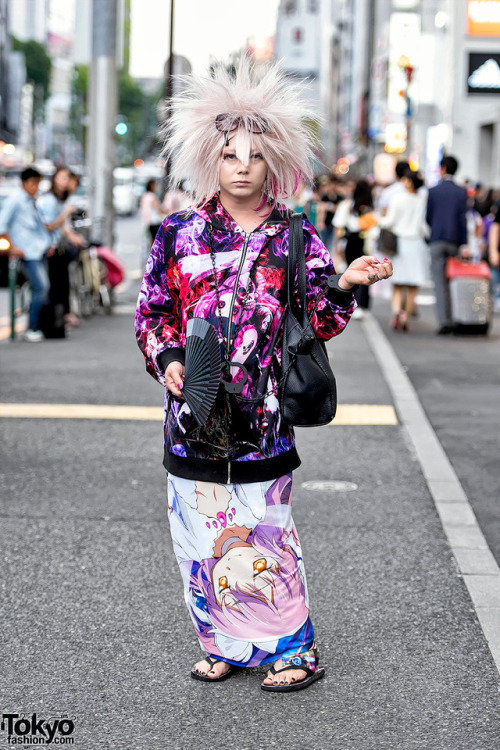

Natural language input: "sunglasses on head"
[215,113,268,135]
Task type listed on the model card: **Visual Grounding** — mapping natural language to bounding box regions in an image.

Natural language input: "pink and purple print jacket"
[135,195,356,483]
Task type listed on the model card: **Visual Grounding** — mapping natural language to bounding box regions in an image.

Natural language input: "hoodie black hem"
[163,446,301,483]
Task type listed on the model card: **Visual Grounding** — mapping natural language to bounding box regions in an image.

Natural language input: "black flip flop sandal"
[191,656,234,683]
[261,654,326,693]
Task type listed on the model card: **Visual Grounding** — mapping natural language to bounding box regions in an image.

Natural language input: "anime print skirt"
[166,472,315,668]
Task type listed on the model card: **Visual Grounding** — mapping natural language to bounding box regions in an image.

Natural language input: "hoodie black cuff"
[326,274,358,307]
[157,347,185,373]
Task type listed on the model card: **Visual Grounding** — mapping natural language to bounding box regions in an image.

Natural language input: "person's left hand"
[68,232,86,248]
[339,255,393,289]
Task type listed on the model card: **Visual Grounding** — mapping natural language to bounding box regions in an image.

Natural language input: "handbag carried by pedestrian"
[379,227,398,256]
[279,213,337,426]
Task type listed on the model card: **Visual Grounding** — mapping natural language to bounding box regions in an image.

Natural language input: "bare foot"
[192,658,231,679]
[262,658,307,687]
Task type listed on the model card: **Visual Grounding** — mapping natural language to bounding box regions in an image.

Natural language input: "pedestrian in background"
[140,179,167,242]
[0,167,52,342]
[377,160,410,217]
[333,178,378,318]
[316,174,338,252]
[38,167,82,329]
[425,155,468,335]
[487,206,500,312]
[380,170,428,331]
[135,59,392,692]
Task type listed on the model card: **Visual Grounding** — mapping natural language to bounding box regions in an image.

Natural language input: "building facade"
[451,0,500,185]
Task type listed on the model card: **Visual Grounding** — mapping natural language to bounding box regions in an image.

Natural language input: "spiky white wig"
[163,58,318,206]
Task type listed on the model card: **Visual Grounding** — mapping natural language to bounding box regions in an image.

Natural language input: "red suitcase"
[446,257,491,335]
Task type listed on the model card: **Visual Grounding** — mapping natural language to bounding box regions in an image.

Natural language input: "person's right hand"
[165,361,185,397]
[8,246,24,258]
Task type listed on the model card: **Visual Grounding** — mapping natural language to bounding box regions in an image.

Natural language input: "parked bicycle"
[69,216,125,318]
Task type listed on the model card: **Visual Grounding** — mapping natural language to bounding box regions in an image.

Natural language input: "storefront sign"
[468,52,500,93]
[467,0,500,36]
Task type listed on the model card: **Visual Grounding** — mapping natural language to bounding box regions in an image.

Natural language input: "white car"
[113,168,137,216]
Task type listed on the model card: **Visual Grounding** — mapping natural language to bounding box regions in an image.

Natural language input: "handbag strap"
[287,212,308,325]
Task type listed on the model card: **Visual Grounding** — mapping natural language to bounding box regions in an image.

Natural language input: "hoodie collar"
[194,194,291,236]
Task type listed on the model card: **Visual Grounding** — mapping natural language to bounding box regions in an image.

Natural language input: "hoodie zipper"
[224,230,252,485]
[225,231,251,357]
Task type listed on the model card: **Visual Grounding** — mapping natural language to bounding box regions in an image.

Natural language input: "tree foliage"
[11,36,52,101]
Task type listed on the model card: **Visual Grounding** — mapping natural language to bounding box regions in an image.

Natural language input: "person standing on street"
[487,204,500,312]
[37,166,82,330]
[333,179,378,318]
[426,155,468,335]
[140,179,168,242]
[380,171,428,331]
[0,167,52,342]
[135,59,392,693]
[377,160,410,217]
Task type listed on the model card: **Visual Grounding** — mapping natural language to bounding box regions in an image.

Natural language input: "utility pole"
[0,0,12,142]
[163,0,174,190]
[87,0,118,247]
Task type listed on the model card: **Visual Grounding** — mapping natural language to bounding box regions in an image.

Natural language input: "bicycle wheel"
[98,259,113,314]
[73,261,93,317]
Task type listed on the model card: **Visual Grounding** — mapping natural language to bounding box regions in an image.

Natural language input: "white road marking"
[363,311,500,676]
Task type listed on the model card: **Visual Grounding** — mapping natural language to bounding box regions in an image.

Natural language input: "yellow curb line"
[0,403,398,425]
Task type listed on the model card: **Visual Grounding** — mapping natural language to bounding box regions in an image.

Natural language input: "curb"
[363,312,500,673]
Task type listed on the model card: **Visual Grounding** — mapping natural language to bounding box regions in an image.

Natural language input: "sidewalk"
[1,292,500,749]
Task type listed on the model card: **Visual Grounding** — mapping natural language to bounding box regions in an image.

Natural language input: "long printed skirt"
[167,472,315,668]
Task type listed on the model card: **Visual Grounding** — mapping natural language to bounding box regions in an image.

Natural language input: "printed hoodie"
[135,195,356,483]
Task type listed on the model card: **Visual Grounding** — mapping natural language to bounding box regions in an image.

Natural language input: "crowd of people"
[3,151,499,343]
[299,155,500,334]
[0,165,85,342]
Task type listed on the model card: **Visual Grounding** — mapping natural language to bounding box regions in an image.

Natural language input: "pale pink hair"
[163,57,318,206]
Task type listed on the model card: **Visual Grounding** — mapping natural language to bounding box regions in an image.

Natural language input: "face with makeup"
[218,135,268,203]
[211,542,278,606]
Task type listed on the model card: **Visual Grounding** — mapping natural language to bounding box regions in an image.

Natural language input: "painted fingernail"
[364,266,370,270]
[383,257,390,261]
[177,382,183,389]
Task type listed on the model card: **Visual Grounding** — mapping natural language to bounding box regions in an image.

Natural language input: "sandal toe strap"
[271,649,319,676]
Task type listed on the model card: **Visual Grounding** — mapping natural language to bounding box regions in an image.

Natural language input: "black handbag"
[379,227,398,255]
[279,213,337,426]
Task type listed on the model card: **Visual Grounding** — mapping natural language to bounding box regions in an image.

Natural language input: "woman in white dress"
[381,172,428,331]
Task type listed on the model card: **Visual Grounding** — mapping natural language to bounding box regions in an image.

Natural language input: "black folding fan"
[183,317,222,427]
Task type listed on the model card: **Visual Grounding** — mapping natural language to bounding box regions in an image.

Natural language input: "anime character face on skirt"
[211,540,277,607]
[191,523,308,641]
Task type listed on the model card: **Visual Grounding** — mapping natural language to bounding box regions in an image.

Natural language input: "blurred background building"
[0,0,500,184]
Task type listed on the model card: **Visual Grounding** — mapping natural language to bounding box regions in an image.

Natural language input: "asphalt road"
[370,286,500,565]
[1,215,500,750]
